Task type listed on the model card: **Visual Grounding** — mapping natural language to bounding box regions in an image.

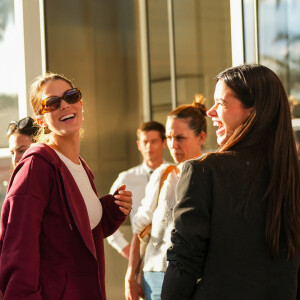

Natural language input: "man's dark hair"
[137,121,166,141]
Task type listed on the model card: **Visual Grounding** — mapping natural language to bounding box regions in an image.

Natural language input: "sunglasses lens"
[44,97,60,112]
[40,88,82,115]
[18,117,33,130]
[64,89,82,104]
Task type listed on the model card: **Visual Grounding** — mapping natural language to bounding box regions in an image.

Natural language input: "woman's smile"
[207,80,252,145]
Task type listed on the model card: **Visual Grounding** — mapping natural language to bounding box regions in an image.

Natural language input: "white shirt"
[133,164,178,271]
[55,151,103,230]
[107,162,154,252]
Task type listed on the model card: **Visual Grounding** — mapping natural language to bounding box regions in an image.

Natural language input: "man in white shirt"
[108,121,167,258]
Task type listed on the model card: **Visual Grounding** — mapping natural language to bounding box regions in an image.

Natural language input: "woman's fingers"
[114,185,133,215]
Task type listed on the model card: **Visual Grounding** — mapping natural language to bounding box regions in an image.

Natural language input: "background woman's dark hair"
[216,64,300,258]
[7,117,39,142]
[167,94,207,136]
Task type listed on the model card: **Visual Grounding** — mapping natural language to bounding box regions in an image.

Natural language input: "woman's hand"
[125,276,144,300]
[114,184,133,215]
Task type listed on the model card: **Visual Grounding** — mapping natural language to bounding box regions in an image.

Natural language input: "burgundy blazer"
[0,143,126,300]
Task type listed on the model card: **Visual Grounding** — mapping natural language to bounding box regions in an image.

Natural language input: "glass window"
[0,0,19,148]
[258,0,300,100]
[243,0,257,63]
[148,0,232,151]
[258,0,289,86]
[0,0,18,209]
[148,0,172,119]
[174,0,206,106]
[257,0,300,150]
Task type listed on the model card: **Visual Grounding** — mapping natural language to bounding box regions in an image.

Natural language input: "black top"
[162,152,300,300]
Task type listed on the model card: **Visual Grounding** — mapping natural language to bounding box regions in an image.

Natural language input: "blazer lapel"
[22,144,98,259]
[58,165,97,259]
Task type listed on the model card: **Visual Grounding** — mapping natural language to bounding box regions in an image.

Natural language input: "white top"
[55,150,103,230]
[133,164,179,272]
[107,162,154,252]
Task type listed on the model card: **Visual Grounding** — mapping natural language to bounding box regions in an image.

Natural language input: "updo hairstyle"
[167,94,207,136]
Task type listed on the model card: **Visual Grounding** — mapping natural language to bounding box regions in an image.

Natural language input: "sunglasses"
[39,88,82,115]
[7,117,37,137]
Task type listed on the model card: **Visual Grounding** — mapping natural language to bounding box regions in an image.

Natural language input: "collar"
[142,161,154,174]
[142,160,168,173]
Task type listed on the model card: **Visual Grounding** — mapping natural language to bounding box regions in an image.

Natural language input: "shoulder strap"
[158,165,177,202]
[138,165,177,238]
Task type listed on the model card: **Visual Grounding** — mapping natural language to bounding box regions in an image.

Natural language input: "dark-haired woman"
[161,64,300,300]
[7,117,39,168]
[0,73,132,300]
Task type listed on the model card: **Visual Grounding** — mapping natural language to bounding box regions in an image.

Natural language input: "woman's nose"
[59,99,70,110]
[207,105,216,118]
[169,138,177,149]
[13,153,20,168]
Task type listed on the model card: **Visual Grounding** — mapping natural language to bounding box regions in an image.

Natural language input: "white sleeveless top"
[55,150,103,229]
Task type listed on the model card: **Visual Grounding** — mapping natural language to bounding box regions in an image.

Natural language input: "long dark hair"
[216,64,300,258]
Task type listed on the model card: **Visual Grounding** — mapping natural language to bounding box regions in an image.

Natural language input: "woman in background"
[0,73,132,300]
[7,116,39,168]
[125,96,207,300]
[162,64,300,300]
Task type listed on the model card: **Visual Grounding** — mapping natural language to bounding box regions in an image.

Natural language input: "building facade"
[0,0,299,298]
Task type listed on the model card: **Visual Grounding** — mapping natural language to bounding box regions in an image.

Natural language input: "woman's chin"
[217,134,227,146]
[172,155,184,164]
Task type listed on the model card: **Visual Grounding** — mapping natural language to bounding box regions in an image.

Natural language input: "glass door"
[147,0,233,151]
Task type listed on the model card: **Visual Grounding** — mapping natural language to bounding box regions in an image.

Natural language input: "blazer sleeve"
[106,173,130,251]
[0,156,53,300]
[161,160,211,300]
[80,158,126,238]
[100,194,126,238]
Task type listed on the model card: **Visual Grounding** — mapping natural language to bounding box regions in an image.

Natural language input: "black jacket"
[162,152,300,300]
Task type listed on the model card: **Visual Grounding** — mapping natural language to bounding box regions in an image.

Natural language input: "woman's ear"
[80,101,84,120]
[198,131,206,146]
